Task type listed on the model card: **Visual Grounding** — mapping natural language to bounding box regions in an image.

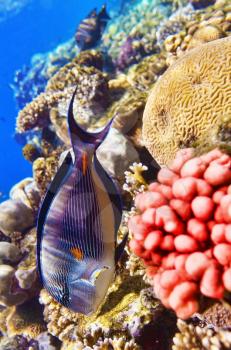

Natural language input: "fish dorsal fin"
[115,233,129,264]
[68,88,114,156]
[98,4,110,20]
[87,8,97,18]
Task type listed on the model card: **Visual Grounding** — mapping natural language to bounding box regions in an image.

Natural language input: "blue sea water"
[0,0,120,201]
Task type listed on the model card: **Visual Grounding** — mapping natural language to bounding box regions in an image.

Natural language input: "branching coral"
[129,148,231,319]
[123,162,148,198]
[173,319,231,350]
[143,37,231,165]
[16,91,64,133]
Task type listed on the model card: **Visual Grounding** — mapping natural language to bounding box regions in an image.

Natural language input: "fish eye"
[61,291,70,305]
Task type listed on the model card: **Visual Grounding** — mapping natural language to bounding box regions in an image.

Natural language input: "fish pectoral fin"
[90,266,110,285]
[115,233,129,264]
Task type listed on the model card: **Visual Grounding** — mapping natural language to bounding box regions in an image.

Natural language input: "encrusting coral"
[129,148,231,319]
[142,36,231,165]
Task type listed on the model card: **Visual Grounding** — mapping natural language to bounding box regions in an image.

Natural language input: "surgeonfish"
[75,5,110,51]
[37,88,127,315]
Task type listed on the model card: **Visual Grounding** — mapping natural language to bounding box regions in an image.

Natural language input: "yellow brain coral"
[142,37,231,164]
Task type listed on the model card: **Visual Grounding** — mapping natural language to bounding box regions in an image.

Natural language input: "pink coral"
[129,148,231,319]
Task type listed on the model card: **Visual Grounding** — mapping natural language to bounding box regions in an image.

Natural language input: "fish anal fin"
[115,233,128,264]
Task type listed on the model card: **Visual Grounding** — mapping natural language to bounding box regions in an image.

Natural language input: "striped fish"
[75,5,110,50]
[37,88,127,315]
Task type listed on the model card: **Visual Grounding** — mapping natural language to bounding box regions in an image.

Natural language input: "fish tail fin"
[68,87,113,155]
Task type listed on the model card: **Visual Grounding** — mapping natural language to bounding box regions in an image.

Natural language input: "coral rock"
[0,242,21,264]
[0,265,27,307]
[97,128,140,180]
[0,199,34,236]
[9,178,40,211]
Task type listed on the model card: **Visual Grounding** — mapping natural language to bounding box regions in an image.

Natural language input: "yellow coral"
[16,91,64,133]
[33,155,59,194]
[142,37,231,164]
[187,24,227,49]
[6,300,46,338]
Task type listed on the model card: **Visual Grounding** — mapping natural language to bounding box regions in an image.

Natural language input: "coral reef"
[0,227,39,310]
[0,242,21,264]
[164,0,231,65]
[129,148,231,319]
[16,91,63,133]
[4,0,231,348]
[143,37,231,165]
[102,0,183,69]
[13,39,78,109]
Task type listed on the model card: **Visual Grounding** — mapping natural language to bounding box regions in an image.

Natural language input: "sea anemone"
[128,148,231,319]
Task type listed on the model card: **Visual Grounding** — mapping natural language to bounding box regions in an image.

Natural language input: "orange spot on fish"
[71,247,84,260]
[82,152,88,175]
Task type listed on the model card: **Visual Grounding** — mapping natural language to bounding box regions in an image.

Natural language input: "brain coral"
[142,37,231,165]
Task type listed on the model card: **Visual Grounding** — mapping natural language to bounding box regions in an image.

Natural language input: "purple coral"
[116,36,144,71]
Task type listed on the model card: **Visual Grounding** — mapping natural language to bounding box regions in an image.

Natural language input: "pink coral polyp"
[128,148,231,319]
